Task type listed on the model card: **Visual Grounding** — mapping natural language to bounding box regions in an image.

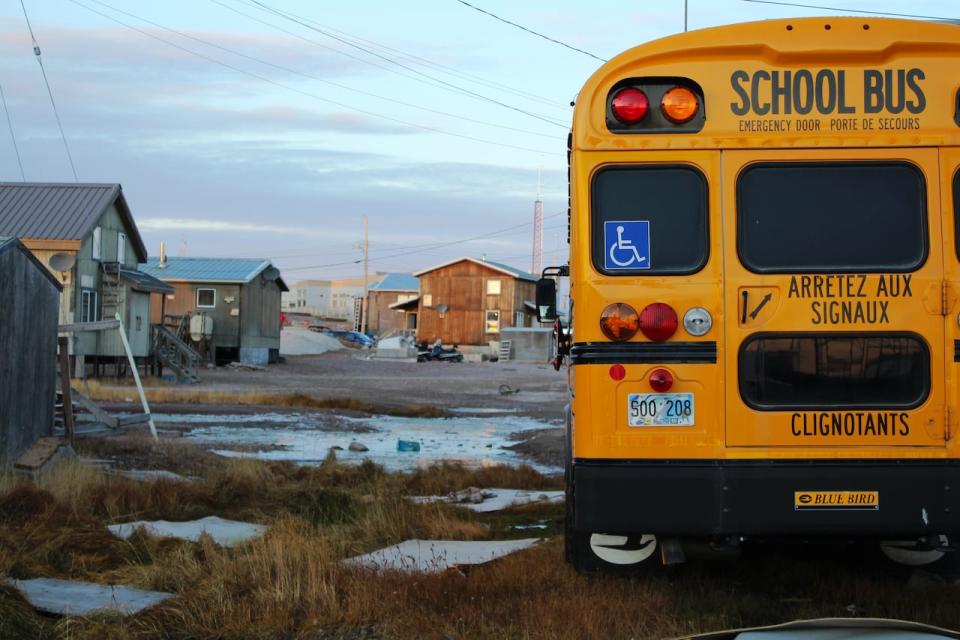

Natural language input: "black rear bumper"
[573,459,960,538]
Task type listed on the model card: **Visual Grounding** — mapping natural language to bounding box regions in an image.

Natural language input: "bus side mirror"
[536,278,557,322]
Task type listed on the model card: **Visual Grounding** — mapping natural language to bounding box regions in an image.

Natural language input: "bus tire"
[880,537,960,578]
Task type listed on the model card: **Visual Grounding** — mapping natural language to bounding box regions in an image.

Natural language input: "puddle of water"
[179,414,560,473]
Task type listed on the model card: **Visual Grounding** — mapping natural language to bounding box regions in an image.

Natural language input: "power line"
[86,0,557,140]
[19,0,78,181]
[741,0,955,21]
[280,212,565,272]
[242,0,568,128]
[0,82,25,181]
[452,0,608,63]
[214,0,567,111]
[66,0,561,156]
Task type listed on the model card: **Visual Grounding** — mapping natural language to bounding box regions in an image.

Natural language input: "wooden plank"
[115,413,150,427]
[58,319,121,334]
[14,437,64,471]
[68,387,118,429]
[57,337,74,446]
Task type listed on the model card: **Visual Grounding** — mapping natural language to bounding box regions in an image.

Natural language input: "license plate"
[627,393,694,427]
[794,491,879,510]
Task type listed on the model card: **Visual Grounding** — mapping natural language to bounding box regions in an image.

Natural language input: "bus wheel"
[568,528,661,574]
[880,537,960,576]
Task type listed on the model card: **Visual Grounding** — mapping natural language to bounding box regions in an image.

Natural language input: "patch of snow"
[409,488,564,512]
[108,515,267,547]
[115,469,193,482]
[280,327,343,356]
[342,538,541,573]
[8,578,172,616]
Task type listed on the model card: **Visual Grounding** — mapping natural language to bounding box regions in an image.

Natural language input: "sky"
[0,0,956,281]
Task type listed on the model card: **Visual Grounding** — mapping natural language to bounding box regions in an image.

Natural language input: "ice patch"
[8,578,172,616]
[343,538,541,573]
[108,515,267,546]
[410,488,564,512]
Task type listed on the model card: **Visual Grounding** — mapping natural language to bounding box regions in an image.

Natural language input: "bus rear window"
[738,163,926,273]
[591,166,708,275]
[739,333,929,410]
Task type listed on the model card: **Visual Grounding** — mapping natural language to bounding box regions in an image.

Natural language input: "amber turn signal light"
[661,86,699,123]
[600,303,639,342]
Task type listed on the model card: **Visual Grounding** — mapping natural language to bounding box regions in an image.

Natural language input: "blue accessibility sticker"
[604,221,650,270]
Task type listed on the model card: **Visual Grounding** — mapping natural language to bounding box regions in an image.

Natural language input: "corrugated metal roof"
[413,256,537,281]
[118,268,175,294]
[0,182,148,260]
[370,273,419,292]
[140,256,273,284]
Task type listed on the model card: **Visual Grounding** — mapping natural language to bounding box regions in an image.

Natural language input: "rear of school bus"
[563,17,960,573]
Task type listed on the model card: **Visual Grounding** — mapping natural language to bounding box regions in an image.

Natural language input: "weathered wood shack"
[0,183,173,376]
[0,237,62,464]
[141,257,288,365]
[413,257,537,346]
[366,273,419,336]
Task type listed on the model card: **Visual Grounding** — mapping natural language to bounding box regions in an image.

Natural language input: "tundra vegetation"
[1,436,958,639]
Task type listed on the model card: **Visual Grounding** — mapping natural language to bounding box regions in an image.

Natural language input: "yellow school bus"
[537,16,960,573]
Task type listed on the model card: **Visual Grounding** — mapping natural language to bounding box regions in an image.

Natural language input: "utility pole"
[360,215,369,334]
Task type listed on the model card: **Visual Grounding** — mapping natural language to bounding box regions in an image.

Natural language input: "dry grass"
[78,379,449,418]
[3,442,960,639]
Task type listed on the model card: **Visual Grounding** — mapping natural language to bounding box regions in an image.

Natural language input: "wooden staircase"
[101,261,124,320]
[498,340,512,362]
[152,324,201,382]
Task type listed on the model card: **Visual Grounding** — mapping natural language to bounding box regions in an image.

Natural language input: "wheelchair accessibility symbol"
[604,221,650,270]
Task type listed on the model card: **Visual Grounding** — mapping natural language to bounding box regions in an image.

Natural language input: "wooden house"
[0,183,173,377]
[413,257,537,346]
[0,237,61,464]
[366,273,419,336]
[141,256,288,365]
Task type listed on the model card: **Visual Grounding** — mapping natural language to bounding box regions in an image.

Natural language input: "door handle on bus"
[741,290,749,324]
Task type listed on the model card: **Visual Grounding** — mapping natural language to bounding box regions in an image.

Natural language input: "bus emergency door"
[722,148,947,448]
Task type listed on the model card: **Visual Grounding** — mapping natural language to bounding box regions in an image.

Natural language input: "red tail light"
[609,364,626,381]
[639,303,678,341]
[611,88,649,124]
[649,368,674,392]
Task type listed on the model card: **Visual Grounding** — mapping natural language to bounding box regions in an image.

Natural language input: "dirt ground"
[203,351,569,417]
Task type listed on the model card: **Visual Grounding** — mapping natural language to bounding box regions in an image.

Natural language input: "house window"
[117,232,126,264]
[515,311,526,328]
[196,288,216,308]
[92,227,102,260]
[423,294,433,307]
[486,279,501,295]
[80,289,99,323]
[485,309,500,334]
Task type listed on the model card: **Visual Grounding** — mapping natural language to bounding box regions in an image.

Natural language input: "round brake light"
[611,88,649,124]
[599,303,639,342]
[660,86,699,123]
[639,303,678,342]
[649,368,674,392]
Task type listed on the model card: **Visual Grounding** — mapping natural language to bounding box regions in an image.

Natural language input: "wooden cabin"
[413,257,537,347]
[0,183,173,377]
[366,273,419,336]
[0,237,61,464]
[141,256,288,365]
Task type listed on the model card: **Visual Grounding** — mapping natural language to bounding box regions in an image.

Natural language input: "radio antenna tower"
[531,167,543,276]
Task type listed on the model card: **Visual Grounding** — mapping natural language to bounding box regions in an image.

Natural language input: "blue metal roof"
[370,273,419,291]
[140,257,273,284]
